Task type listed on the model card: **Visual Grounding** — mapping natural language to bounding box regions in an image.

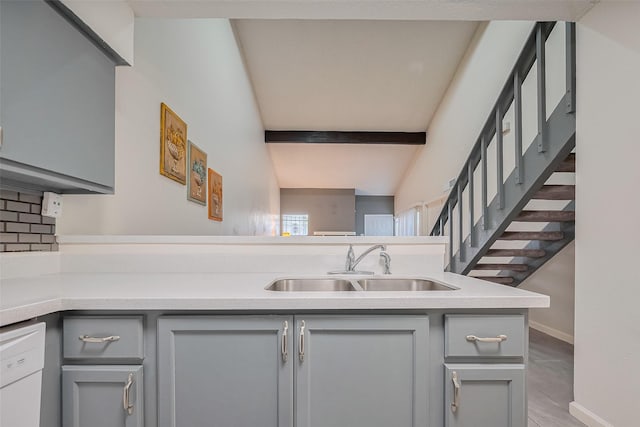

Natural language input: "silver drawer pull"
[466,334,507,343]
[282,321,289,363]
[79,335,121,343]
[123,373,134,415]
[451,371,460,413]
[298,320,306,362]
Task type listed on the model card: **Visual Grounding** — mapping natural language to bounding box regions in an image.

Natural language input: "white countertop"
[0,271,549,327]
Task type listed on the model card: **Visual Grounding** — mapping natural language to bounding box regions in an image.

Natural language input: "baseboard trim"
[569,402,614,427]
[529,320,574,344]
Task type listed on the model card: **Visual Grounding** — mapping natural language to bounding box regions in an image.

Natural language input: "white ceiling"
[268,143,422,196]
[126,0,595,196]
[128,0,595,21]
[233,20,477,194]
[234,20,478,131]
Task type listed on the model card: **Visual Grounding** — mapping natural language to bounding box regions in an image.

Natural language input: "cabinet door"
[295,315,429,427]
[0,0,115,192]
[444,364,525,427]
[62,365,143,427]
[157,316,293,427]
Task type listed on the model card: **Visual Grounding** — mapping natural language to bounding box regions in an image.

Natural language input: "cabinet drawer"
[445,315,525,358]
[63,316,144,360]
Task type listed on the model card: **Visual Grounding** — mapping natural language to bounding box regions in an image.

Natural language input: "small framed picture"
[187,141,207,205]
[159,103,187,184]
[208,168,223,222]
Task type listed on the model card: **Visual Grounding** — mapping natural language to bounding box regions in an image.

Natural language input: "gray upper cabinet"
[157,316,294,427]
[62,365,143,427]
[444,364,525,427]
[295,315,429,427]
[0,0,116,193]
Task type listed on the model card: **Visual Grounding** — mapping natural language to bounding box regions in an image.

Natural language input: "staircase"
[430,22,576,287]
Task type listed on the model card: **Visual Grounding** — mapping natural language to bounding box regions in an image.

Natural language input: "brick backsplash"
[0,190,58,252]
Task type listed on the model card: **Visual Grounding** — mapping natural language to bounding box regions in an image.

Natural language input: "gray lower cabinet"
[444,364,525,427]
[157,315,429,427]
[295,316,429,427]
[61,365,144,427]
[157,316,294,427]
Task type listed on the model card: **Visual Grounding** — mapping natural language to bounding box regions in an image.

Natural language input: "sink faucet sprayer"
[343,244,391,275]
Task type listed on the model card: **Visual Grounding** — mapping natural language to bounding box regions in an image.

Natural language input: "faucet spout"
[351,244,386,271]
[329,244,391,275]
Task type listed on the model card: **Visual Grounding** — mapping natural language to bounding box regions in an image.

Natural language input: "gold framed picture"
[160,103,187,184]
[208,168,223,221]
[187,141,207,205]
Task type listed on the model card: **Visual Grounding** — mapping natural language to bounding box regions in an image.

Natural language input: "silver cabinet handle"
[466,334,507,343]
[451,371,461,413]
[281,321,289,362]
[123,373,134,415]
[79,335,120,343]
[298,320,306,362]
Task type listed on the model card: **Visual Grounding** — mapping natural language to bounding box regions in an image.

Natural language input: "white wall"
[58,19,280,236]
[394,21,534,214]
[61,0,135,64]
[570,3,640,426]
[520,242,575,343]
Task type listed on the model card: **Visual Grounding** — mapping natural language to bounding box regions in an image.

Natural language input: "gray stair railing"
[430,22,576,275]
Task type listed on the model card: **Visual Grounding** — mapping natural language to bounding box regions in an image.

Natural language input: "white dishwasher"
[0,322,46,427]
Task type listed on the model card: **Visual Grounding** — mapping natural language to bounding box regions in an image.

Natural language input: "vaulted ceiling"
[127,0,596,195]
[233,19,478,194]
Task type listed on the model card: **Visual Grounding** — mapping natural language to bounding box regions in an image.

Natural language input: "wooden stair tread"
[485,249,546,258]
[533,185,575,200]
[556,153,576,172]
[515,210,575,222]
[472,276,515,285]
[499,231,564,241]
[474,263,528,272]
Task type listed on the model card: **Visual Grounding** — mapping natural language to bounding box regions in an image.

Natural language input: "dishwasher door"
[0,322,46,427]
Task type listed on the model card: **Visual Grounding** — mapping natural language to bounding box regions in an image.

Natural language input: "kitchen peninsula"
[0,236,548,427]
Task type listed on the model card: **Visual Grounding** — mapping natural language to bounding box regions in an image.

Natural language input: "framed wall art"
[187,141,207,205]
[159,102,187,184]
[208,168,223,222]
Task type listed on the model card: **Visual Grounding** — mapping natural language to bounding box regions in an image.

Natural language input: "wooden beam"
[556,153,576,172]
[515,210,575,222]
[533,185,575,200]
[473,264,529,272]
[471,276,515,285]
[264,130,426,145]
[499,231,564,241]
[485,249,546,258]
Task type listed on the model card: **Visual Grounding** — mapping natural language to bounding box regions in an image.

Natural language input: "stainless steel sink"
[266,278,357,292]
[357,278,457,292]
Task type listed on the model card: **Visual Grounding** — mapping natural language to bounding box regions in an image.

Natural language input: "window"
[281,214,309,236]
[395,207,421,236]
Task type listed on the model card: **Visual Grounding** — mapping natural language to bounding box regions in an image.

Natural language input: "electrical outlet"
[41,192,63,218]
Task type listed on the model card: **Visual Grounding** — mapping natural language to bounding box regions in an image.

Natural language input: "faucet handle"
[345,244,355,271]
[380,251,391,275]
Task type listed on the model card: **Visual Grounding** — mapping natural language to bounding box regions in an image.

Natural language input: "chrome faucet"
[343,244,391,274]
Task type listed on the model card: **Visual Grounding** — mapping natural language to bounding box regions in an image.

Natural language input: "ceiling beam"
[265,130,426,145]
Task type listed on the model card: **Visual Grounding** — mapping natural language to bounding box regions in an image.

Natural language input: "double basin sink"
[265,277,458,292]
